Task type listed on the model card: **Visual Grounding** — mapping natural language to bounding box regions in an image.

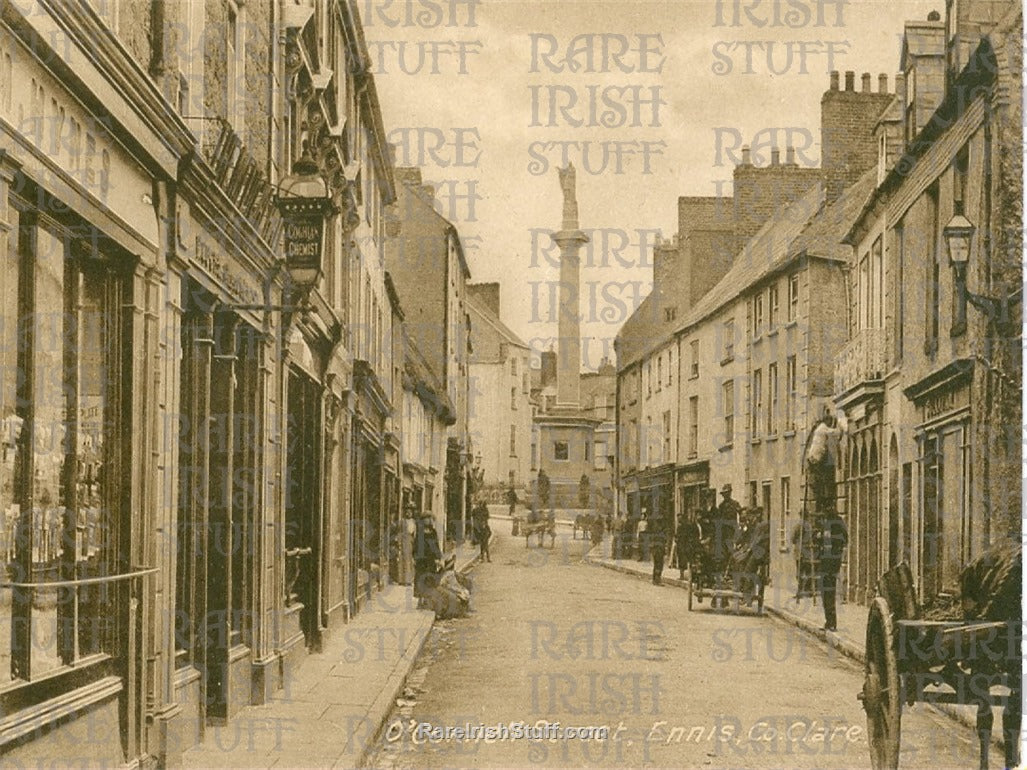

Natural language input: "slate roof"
[615,168,878,371]
[467,295,528,365]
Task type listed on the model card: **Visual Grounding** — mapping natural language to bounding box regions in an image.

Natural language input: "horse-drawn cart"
[859,553,1021,770]
[521,509,556,548]
[686,508,769,615]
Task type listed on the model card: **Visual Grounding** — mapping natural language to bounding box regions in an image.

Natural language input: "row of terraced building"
[614,2,1022,608]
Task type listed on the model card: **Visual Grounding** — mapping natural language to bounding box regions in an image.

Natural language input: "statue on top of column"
[557,163,578,230]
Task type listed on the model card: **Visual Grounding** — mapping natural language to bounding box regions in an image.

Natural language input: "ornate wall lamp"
[944,211,1017,338]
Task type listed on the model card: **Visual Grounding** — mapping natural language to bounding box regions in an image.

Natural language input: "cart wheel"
[862,597,901,770]
[687,565,694,611]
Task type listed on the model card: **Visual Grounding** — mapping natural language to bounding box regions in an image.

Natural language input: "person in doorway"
[816,508,848,631]
[805,408,847,513]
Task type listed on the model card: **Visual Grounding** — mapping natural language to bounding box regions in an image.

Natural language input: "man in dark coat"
[472,500,491,562]
[649,518,667,585]
[714,484,742,568]
[815,509,848,631]
[675,513,700,580]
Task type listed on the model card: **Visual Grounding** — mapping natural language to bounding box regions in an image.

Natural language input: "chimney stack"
[822,67,897,202]
[770,147,780,166]
[878,73,888,93]
[785,146,796,165]
[741,146,751,165]
[830,70,840,90]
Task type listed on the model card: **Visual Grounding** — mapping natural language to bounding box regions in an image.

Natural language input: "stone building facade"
[836,2,1022,606]
[385,167,473,543]
[467,283,533,493]
[615,70,896,584]
[0,1,444,764]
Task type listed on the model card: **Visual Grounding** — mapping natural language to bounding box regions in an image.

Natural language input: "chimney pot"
[895,71,906,97]
[845,71,855,90]
[741,146,751,165]
[770,147,780,166]
[829,70,840,90]
[861,72,871,92]
[785,146,796,165]
[878,73,888,93]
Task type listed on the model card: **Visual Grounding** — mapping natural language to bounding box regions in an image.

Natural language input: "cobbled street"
[366,527,999,769]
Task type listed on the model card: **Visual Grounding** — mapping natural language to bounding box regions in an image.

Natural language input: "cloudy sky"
[366,0,938,369]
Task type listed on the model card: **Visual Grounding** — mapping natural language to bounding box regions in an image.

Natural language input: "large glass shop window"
[0,209,125,687]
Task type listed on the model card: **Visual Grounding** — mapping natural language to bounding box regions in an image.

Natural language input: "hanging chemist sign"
[278,197,330,288]
[275,153,333,290]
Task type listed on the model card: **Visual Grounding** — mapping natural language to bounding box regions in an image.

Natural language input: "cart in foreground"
[859,554,1021,770]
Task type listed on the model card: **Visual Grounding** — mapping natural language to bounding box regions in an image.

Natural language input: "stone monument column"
[552,164,589,409]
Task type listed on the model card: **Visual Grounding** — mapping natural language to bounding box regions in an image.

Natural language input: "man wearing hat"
[714,484,742,570]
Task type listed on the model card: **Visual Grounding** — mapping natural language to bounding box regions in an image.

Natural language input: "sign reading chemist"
[283,216,323,268]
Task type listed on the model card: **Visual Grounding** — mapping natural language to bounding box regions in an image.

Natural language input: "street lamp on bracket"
[943,210,1018,338]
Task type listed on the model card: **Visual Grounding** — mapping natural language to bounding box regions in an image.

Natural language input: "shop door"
[921,436,942,599]
[285,371,322,647]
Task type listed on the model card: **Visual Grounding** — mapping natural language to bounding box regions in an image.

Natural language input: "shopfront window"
[1,208,127,688]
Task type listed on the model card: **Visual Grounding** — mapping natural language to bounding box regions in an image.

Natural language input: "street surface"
[365,527,998,769]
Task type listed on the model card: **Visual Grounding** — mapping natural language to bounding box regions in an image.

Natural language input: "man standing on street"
[650,518,667,585]
[675,512,699,580]
[816,508,849,632]
[715,484,742,566]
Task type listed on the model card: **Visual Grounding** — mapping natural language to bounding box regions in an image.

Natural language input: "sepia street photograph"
[0,0,1022,768]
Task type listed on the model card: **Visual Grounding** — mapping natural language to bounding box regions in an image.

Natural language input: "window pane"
[29,227,65,677]
[76,266,112,659]
[0,206,20,683]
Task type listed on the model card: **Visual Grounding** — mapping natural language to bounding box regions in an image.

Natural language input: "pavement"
[181,541,486,770]
[583,536,1008,753]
